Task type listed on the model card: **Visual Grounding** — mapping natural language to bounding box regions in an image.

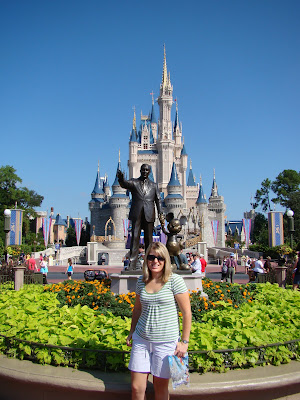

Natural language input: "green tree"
[79,222,90,246]
[271,169,300,208]
[286,191,300,246]
[251,213,268,246]
[254,178,274,212]
[0,165,44,243]
[65,227,77,247]
[254,169,300,248]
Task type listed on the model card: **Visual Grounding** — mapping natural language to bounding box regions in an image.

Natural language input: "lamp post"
[287,209,295,249]
[4,209,11,263]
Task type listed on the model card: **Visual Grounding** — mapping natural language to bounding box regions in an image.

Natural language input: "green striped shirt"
[135,273,187,342]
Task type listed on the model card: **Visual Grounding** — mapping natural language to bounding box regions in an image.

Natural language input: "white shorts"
[128,331,178,379]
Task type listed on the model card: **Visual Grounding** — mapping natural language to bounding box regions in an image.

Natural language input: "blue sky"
[1,0,299,222]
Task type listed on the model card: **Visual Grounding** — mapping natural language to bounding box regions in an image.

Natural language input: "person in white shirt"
[253,256,265,278]
[190,253,204,277]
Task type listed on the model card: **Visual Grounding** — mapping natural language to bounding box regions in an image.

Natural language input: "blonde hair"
[142,242,172,284]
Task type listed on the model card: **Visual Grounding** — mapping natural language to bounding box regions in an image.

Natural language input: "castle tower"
[157,45,175,194]
[173,101,182,154]
[164,162,184,217]
[196,175,209,243]
[180,140,188,204]
[89,162,105,236]
[150,93,157,141]
[109,152,130,239]
[128,108,139,178]
[208,170,226,247]
[186,160,199,209]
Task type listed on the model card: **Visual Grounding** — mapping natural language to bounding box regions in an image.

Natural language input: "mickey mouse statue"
[160,213,190,271]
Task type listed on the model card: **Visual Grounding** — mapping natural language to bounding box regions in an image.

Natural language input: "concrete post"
[197,242,208,261]
[13,266,26,291]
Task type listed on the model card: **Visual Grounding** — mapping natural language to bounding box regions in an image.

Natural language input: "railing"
[0,275,14,291]
[0,333,298,372]
[0,273,44,291]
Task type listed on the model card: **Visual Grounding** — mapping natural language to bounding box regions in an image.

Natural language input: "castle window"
[143,143,148,149]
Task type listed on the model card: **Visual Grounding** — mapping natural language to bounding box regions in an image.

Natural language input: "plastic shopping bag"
[168,354,190,389]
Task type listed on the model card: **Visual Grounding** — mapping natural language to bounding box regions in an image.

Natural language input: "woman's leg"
[153,376,169,400]
[131,371,148,400]
[231,267,235,283]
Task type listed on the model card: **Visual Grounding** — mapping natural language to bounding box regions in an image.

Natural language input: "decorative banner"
[211,220,219,246]
[74,218,83,246]
[242,219,252,247]
[123,219,130,238]
[9,209,23,245]
[268,212,284,247]
[42,217,52,248]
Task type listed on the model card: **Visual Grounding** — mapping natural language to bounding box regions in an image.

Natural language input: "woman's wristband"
[181,340,189,344]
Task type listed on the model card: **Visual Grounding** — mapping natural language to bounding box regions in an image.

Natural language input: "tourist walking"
[126,242,192,400]
[226,253,237,283]
[221,256,228,282]
[199,253,207,277]
[66,258,74,280]
[28,254,36,272]
[40,256,48,284]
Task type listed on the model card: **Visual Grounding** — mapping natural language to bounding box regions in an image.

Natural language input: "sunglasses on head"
[147,254,165,262]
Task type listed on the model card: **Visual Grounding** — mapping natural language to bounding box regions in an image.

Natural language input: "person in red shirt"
[28,255,36,271]
[199,254,207,276]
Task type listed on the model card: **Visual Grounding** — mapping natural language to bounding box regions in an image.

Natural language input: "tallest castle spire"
[158,45,173,142]
[161,44,172,91]
[162,44,168,89]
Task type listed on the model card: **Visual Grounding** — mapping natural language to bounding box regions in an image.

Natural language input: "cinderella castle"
[89,48,226,250]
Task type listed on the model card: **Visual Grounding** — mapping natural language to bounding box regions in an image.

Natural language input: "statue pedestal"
[110,273,207,297]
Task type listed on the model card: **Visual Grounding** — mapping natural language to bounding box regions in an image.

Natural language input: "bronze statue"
[117,164,164,270]
[160,213,189,271]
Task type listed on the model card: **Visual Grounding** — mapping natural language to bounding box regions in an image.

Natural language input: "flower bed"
[0,280,299,372]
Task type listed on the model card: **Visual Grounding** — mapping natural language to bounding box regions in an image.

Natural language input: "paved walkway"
[0,354,299,400]
[47,263,250,284]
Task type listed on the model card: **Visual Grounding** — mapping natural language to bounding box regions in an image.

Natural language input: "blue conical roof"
[54,214,67,226]
[130,128,138,142]
[174,104,179,131]
[112,160,122,187]
[196,182,207,204]
[211,170,219,197]
[92,168,104,194]
[150,103,156,123]
[187,166,196,186]
[168,162,181,186]
[181,144,187,156]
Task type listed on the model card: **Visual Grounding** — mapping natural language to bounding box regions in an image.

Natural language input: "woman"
[66,258,74,280]
[126,242,192,400]
[40,256,48,284]
[293,252,300,291]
